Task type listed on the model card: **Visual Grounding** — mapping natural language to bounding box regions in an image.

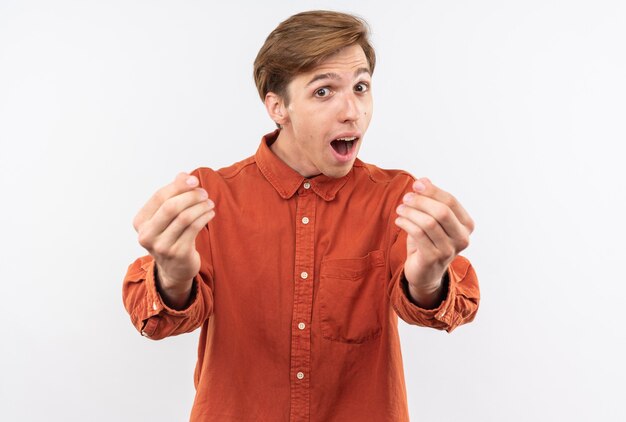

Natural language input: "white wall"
[1,1,624,421]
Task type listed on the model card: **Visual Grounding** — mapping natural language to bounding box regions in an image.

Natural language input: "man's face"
[273,44,373,178]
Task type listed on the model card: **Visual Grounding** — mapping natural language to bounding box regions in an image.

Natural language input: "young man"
[123,10,479,421]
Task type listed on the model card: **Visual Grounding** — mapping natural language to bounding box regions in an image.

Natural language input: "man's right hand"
[133,172,215,308]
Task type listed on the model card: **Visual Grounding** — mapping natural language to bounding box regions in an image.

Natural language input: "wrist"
[404,271,449,310]
[154,264,194,310]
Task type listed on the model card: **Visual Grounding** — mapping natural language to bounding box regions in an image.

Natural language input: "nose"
[338,92,360,123]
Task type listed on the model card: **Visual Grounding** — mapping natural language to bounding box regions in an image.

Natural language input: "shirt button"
[300,271,308,280]
[152,302,158,311]
[298,322,306,330]
[297,372,305,380]
[301,217,309,225]
[141,331,150,338]
[303,181,311,189]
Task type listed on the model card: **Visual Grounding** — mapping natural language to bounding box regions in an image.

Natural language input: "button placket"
[289,182,316,420]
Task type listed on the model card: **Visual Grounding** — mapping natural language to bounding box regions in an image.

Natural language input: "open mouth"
[330,136,358,157]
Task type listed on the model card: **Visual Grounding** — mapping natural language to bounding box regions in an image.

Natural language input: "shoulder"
[191,155,257,184]
[352,159,416,191]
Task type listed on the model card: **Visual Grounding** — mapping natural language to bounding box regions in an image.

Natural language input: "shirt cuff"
[403,267,455,320]
[390,264,459,331]
[140,260,203,338]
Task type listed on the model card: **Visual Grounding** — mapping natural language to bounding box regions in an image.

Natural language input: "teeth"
[336,137,357,141]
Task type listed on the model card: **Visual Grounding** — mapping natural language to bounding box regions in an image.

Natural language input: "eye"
[354,82,369,93]
[314,87,331,97]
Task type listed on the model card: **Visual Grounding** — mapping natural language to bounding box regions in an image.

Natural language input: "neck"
[269,129,319,178]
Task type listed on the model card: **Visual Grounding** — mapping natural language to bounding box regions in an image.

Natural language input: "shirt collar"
[255,130,355,201]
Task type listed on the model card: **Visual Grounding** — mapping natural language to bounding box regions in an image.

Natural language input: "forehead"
[294,44,370,85]
[311,44,369,73]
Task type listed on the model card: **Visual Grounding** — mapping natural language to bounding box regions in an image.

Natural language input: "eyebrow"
[305,67,371,87]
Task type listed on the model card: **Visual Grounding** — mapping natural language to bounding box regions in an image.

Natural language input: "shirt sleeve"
[122,253,214,340]
[388,246,480,333]
[385,176,480,333]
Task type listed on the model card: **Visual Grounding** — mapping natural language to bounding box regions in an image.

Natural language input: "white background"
[1,1,625,421]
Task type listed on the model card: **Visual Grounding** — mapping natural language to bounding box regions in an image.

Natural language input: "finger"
[173,208,215,252]
[411,178,475,233]
[394,215,439,261]
[133,172,201,231]
[152,199,215,254]
[137,189,210,248]
[401,192,470,249]
[396,204,456,256]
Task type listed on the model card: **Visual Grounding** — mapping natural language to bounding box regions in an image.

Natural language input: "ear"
[264,92,290,127]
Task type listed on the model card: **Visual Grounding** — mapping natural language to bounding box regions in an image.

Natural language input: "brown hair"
[253,10,376,104]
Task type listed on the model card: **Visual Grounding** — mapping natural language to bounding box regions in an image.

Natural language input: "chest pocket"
[318,250,386,344]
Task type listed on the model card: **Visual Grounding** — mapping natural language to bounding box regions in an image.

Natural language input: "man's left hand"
[395,178,475,308]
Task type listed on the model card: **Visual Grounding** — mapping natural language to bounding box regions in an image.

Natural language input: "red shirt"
[123,131,480,421]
